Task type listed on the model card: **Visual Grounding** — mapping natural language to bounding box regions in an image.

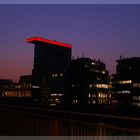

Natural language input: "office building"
[27,37,72,105]
[112,57,140,106]
[67,57,111,106]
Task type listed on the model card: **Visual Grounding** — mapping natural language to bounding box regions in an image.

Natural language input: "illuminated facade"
[27,37,72,105]
[67,57,111,106]
[112,57,140,106]
[0,76,32,99]
[19,75,32,98]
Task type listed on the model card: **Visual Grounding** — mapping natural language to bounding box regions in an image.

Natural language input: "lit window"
[117,80,132,84]
[133,83,140,88]
[133,96,137,100]
[88,94,91,98]
[102,71,105,74]
[72,99,79,104]
[52,74,55,77]
[96,84,110,89]
[60,73,63,76]
[55,74,57,77]
[92,100,96,104]
[97,78,101,80]
[116,90,131,94]
[89,84,92,88]
[92,62,95,65]
[92,94,96,98]
[32,86,40,88]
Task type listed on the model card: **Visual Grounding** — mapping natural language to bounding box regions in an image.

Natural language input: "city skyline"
[0,4,140,81]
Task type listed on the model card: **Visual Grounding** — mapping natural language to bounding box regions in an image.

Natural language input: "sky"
[0,0,140,4]
[0,4,140,82]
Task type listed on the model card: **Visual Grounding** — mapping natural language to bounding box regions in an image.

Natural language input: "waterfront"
[0,104,139,136]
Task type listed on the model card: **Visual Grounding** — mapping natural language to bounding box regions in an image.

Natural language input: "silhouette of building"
[0,79,12,98]
[19,75,32,98]
[67,57,111,106]
[27,37,72,105]
[112,57,140,106]
[0,76,32,99]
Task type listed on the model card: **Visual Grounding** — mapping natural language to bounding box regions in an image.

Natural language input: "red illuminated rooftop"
[26,37,72,48]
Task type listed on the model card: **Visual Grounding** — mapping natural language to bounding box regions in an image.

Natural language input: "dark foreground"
[0,103,140,136]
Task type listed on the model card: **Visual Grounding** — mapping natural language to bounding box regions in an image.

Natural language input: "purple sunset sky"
[0,4,140,81]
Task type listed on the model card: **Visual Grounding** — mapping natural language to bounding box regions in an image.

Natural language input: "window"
[88,94,91,98]
[117,80,132,84]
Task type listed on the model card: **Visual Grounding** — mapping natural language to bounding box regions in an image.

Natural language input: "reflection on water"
[36,115,139,135]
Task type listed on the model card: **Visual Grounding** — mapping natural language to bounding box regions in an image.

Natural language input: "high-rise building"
[27,37,72,105]
[67,57,111,106]
[112,57,140,106]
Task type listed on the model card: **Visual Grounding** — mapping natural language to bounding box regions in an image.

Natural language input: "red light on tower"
[26,37,72,48]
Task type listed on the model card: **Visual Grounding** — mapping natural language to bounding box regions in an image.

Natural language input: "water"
[0,105,139,136]
[35,115,140,135]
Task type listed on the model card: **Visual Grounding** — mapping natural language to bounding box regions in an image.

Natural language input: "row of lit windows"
[133,83,140,88]
[88,93,111,98]
[72,99,79,104]
[115,90,131,94]
[98,93,108,98]
[88,100,96,104]
[50,93,63,97]
[20,83,32,88]
[4,91,32,97]
[89,84,111,89]
[88,94,96,98]
[133,96,140,100]
[52,73,63,78]
[133,103,140,107]
[4,91,18,97]
[88,100,111,104]
[117,80,132,84]
[89,69,106,74]
[98,99,109,104]
[2,84,32,90]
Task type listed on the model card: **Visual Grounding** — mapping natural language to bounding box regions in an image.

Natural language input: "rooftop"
[26,37,72,48]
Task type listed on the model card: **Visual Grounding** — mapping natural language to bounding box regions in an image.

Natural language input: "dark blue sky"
[0,4,140,81]
[0,0,140,4]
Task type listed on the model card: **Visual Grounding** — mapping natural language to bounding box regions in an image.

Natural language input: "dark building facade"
[19,75,32,98]
[112,57,140,106]
[0,76,32,99]
[27,37,72,105]
[67,57,111,106]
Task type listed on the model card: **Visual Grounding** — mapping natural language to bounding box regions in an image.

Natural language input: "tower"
[27,37,72,104]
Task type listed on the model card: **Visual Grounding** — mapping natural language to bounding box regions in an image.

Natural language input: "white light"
[32,86,40,88]
[102,71,105,74]
[118,80,132,84]
[89,84,92,88]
